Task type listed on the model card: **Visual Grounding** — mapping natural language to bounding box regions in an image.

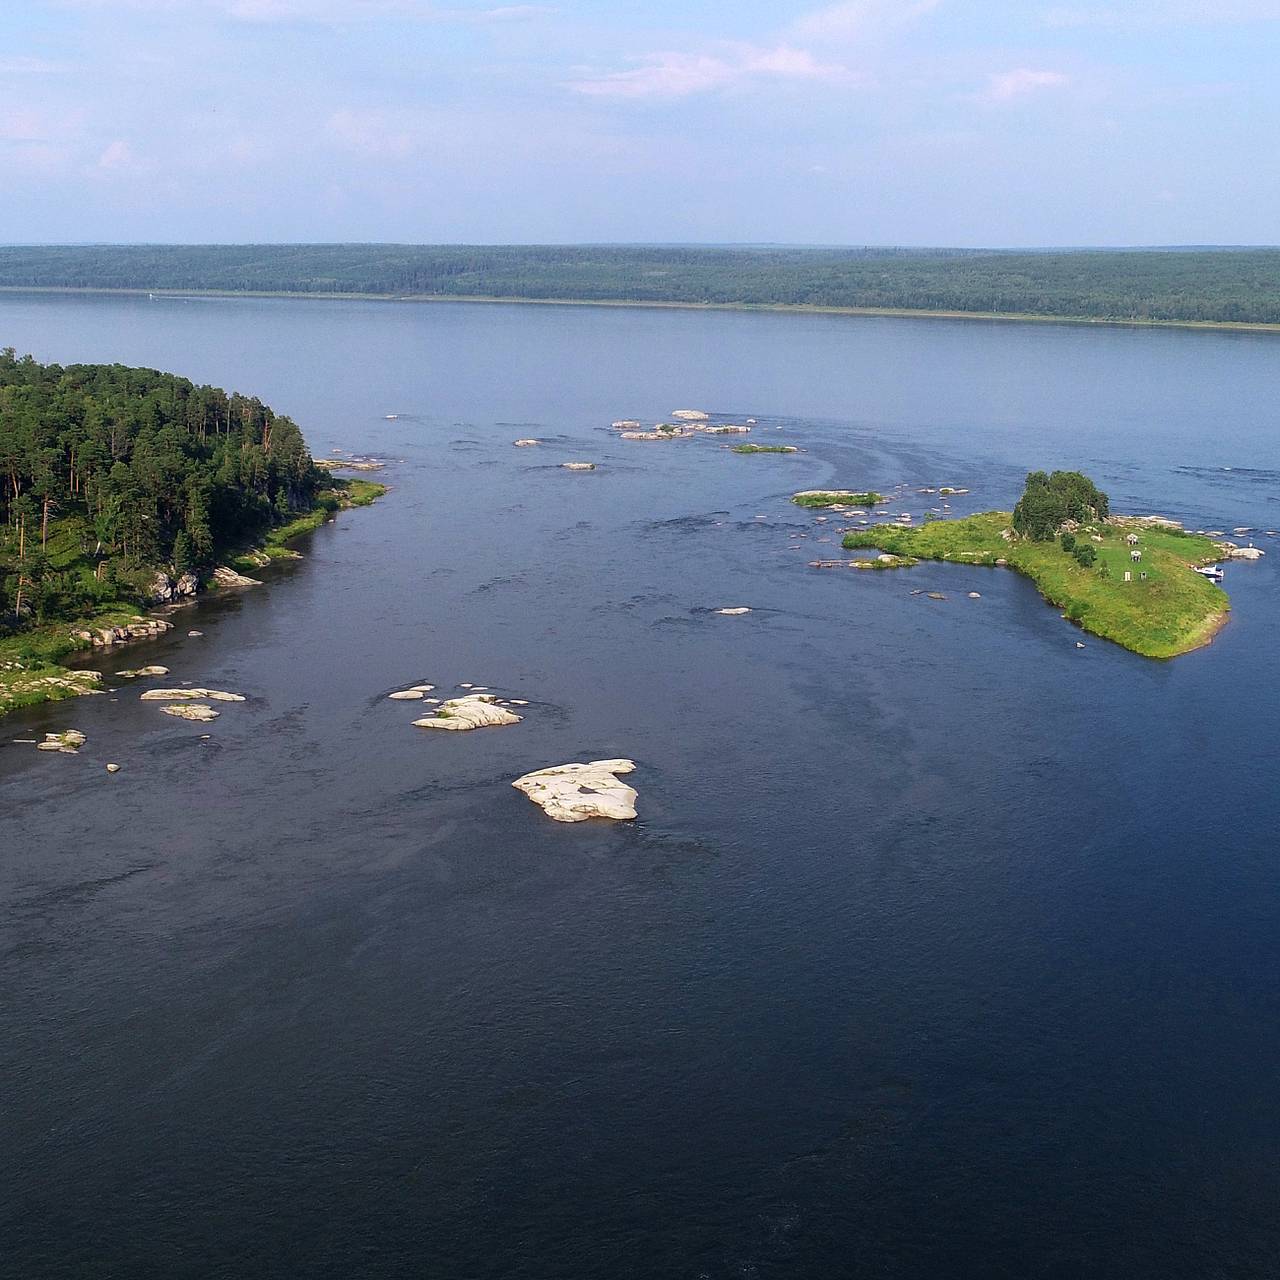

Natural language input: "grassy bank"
[842,513,1229,658]
[2,477,388,717]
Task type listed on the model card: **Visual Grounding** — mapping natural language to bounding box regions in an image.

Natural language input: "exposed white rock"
[410,684,435,692]
[968,592,982,599]
[212,566,261,588]
[106,763,121,773]
[188,630,203,637]
[388,690,425,700]
[671,409,709,421]
[513,438,540,447]
[512,759,638,823]
[716,607,752,615]
[162,703,220,721]
[413,694,522,731]
[116,665,170,679]
[611,420,642,429]
[1229,546,1265,560]
[140,688,246,702]
[36,729,86,753]
[562,462,596,471]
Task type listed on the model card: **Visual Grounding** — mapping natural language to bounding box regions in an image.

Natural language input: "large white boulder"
[162,703,220,721]
[512,759,638,823]
[140,688,246,702]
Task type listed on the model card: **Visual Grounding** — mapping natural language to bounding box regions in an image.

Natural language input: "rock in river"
[162,703,220,721]
[562,462,596,472]
[716,607,752,616]
[140,688,246,702]
[212,566,262,588]
[116,665,169,679]
[388,690,425,700]
[36,729,86,753]
[413,694,522,731]
[512,759,638,823]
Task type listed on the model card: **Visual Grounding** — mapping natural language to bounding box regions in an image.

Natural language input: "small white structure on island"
[1130,548,1143,562]
[1125,533,1140,546]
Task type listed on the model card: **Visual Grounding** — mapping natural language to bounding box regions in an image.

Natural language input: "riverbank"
[842,513,1230,658]
[5,285,1280,336]
[0,478,387,717]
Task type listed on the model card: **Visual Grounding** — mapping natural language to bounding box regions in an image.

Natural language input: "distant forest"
[2,244,1280,325]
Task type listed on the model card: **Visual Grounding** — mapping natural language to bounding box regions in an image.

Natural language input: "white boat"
[1194,565,1224,581]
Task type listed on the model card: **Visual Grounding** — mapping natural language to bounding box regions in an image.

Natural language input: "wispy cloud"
[981,68,1071,103]
[55,0,554,22]
[1044,2,1280,27]
[791,0,942,40]
[569,44,847,100]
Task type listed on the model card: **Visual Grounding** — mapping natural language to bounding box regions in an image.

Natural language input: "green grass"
[226,479,387,570]
[793,490,885,508]
[842,512,1229,658]
[733,443,799,455]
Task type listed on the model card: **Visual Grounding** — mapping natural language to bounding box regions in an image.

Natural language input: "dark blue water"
[2,295,1278,1279]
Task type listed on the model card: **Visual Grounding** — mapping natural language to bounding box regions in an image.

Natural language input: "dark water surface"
[2,295,1279,1279]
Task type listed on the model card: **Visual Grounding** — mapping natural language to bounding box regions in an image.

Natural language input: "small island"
[793,489,885,508]
[732,443,798,455]
[840,470,1231,658]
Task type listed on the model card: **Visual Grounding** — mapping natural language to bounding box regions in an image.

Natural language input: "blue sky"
[2,0,1278,245]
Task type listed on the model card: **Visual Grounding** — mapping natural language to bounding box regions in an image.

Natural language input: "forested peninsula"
[3,244,1280,328]
[0,349,381,713]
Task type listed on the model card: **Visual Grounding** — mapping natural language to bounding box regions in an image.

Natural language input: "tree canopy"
[1011,470,1110,541]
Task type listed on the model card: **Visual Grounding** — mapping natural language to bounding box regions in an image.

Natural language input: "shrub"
[1060,532,1077,552]
[1073,543,1097,568]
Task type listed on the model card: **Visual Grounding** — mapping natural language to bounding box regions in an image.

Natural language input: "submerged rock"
[162,703,220,721]
[413,694,522,731]
[512,759,638,823]
[36,729,86,753]
[140,688,246,702]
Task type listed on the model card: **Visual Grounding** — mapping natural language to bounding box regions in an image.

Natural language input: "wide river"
[2,294,1278,1279]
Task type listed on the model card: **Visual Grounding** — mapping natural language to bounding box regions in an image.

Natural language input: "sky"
[2,0,1278,246]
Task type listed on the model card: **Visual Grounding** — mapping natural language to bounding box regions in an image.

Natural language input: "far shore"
[4,285,1280,336]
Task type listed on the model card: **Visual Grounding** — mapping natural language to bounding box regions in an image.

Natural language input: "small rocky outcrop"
[513,438,540,447]
[212,566,262,588]
[671,409,709,421]
[413,694,521,731]
[140,688,246,702]
[562,462,596,472]
[716,607,752,615]
[512,759,638,823]
[1227,546,1265,560]
[36,729,86,753]
[84,617,174,647]
[162,703,220,721]
[116,665,169,679]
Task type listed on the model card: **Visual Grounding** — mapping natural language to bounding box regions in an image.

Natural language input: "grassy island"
[732,443,799,455]
[843,510,1228,657]
[793,489,885,508]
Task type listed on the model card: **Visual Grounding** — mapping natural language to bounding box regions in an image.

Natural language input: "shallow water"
[2,295,1279,1279]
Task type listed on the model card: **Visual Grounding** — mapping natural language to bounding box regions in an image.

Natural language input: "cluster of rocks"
[141,686,246,724]
[613,408,751,442]
[413,693,522,731]
[316,453,387,472]
[148,571,199,604]
[36,729,86,753]
[1,668,101,710]
[77,616,175,648]
[116,665,169,679]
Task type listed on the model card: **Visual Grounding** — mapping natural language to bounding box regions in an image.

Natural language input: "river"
[2,294,1278,1279]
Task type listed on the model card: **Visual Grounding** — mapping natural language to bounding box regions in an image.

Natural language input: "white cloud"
[569,45,846,100]
[982,68,1070,103]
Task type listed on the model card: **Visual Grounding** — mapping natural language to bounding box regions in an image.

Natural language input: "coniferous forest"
[3,244,1280,325]
[0,349,321,626]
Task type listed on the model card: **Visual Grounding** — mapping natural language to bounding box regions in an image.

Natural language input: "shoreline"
[0,478,387,719]
[4,285,1280,335]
